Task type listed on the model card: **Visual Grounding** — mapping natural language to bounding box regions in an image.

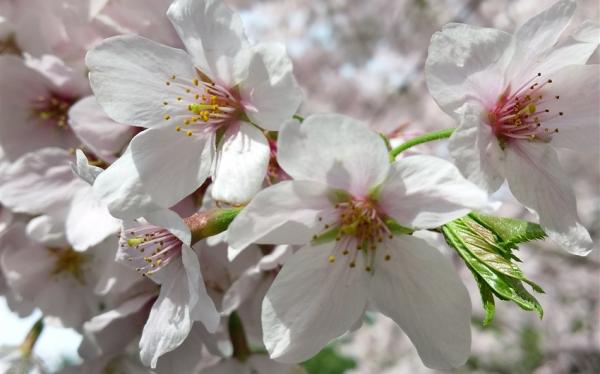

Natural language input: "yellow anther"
[186,130,193,137]
[193,78,199,86]
[384,254,391,261]
[175,126,181,132]
[195,94,200,100]
[156,259,163,266]
[177,97,182,101]
[164,115,171,120]
[163,101,168,106]
[186,88,191,93]
[171,75,176,80]
[165,81,171,86]
[328,255,336,263]
[127,237,145,247]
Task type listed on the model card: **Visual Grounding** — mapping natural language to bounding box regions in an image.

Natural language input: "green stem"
[19,318,44,358]
[389,128,455,159]
[228,312,251,362]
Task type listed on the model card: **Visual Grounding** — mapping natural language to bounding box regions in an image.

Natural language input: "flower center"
[314,197,394,272]
[49,247,88,284]
[161,71,241,137]
[31,94,74,129]
[120,223,183,276]
[488,72,562,148]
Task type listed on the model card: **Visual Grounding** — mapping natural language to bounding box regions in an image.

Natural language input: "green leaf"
[469,212,546,248]
[302,345,357,374]
[442,218,544,323]
[473,273,495,326]
[450,217,524,279]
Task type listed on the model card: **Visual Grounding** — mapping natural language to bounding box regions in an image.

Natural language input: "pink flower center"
[161,71,242,137]
[31,93,74,130]
[488,72,562,147]
[120,223,183,276]
[315,197,393,272]
[48,247,88,284]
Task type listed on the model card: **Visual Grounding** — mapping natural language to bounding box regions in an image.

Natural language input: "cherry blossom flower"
[425,0,599,255]
[117,212,220,368]
[0,222,130,328]
[87,0,302,217]
[228,114,488,369]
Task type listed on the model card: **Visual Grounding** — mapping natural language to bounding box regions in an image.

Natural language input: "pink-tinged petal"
[25,54,90,98]
[0,148,81,214]
[227,180,333,254]
[166,0,249,83]
[211,123,270,205]
[425,23,512,114]
[183,245,220,333]
[448,104,506,193]
[143,208,192,245]
[278,114,390,196]
[378,155,488,229]
[536,65,600,154]
[69,96,136,163]
[0,56,79,161]
[155,325,215,373]
[139,256,193,368]
[94,126,213,219]
[508,0,576,84]
[94,236,146,296]
[504,142,592,255]
[369,235,472,370]
[66,186,121,251]
[79,293,154,359]
[238,43,303,131]
[0,223,96,328]
[262,243,368,363]
[86,35,197,128]
[26,214,69,248]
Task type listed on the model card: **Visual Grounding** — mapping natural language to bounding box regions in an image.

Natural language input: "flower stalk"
[228,312,251,362]
[185,207,243,244]
[19,318,44,358]
[389,128,455,158]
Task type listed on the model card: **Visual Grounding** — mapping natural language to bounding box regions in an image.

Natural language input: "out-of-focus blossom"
[229,114,487,369]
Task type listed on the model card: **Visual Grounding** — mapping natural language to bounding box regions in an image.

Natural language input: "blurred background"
[0,0,598,373]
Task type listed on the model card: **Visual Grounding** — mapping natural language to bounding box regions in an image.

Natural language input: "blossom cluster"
[0,0,597,372]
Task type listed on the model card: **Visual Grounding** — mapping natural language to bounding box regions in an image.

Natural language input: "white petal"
[0,148,81,214]
[80,293,154,359]
[448,103,506,193]
[537,65,600,154]
[425,23,512,114]
[72,149,103,185]
[532,21,600,76]
[278,114,390,196]
[69,96,134,163]
[509,0,576,82]
[227,180,332,254]
[182,245,220,333]
[139,257,193,368]
[86,34,197,128]
[262,243,368,363]
[166,0,249,82]
[94,126,213,218]
[504,143,592,255]
[238,43,303,131]
[66,186,121,251]
[369,235,472,369]
[378,155,488,229]
[211,123,270,205]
